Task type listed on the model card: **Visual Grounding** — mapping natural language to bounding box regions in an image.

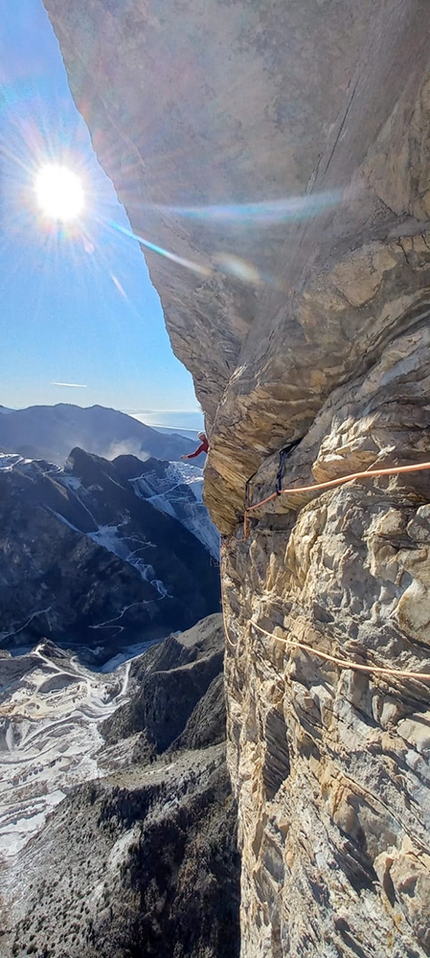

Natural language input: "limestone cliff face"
[43,1,430,955]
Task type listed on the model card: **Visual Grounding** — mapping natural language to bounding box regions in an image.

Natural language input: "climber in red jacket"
[180,432,209,460]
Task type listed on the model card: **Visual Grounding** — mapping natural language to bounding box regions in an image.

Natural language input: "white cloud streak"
[51,382,88,388]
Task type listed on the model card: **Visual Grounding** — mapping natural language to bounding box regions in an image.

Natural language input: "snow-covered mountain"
[128,457,219,558]
[0,403,200,464]
[0,448,220,662]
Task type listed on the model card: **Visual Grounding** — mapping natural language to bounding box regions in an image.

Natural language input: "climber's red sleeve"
[185,439,209,459]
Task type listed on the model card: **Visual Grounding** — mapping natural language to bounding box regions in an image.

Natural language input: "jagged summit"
[0,447,219,661]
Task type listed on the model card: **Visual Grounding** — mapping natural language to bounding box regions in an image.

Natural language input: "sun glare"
[35,164,84,221]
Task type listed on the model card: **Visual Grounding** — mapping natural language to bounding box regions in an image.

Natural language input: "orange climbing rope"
[251,619,430,682]
[243,459,430,538]
[221,460,430,683]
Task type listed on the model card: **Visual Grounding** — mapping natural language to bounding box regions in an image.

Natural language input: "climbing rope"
[221,458,430,680]
[251,619,430,682]
[243,459,430,538]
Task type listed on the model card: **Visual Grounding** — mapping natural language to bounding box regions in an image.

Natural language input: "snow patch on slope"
[88,524,170,596]
[0,453,31,470]
[57,473,83,491]
[132,461,220,560]
[0,646,131,858]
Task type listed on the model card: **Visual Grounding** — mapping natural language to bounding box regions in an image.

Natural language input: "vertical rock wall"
[43,1,430,954]
[222,327,430,955]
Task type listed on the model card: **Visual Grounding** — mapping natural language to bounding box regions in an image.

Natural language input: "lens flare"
[150,191,342,225]
[35,164,84,221]
[213,253,262,286]
[105,219,212,278]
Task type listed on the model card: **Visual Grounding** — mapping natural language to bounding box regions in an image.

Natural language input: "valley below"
[0,436,233,957]
[0,616,240,958]
[0,640,132,860]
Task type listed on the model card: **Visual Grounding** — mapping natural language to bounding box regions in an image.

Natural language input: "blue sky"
[0,0,201,424]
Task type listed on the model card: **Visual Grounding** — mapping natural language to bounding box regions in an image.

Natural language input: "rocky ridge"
[41,2,430,956]
[0,448,220,662]
[1,615,241,958]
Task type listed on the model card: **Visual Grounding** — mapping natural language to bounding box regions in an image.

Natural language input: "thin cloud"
[51,381,87,388]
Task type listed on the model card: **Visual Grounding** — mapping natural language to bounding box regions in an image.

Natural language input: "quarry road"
[0,644,132,859]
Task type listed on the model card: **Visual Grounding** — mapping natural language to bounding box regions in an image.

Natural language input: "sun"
[35,164,84,221]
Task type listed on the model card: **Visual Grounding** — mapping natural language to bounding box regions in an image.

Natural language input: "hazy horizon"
[0,400,205,439]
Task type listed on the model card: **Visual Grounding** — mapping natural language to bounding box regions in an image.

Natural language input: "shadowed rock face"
[101,613,226,751]
[42,2,430,956]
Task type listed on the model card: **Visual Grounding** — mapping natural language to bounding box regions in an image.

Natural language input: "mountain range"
[0,404,199,464]
[0,447,220,663]
[0,402,232,958]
